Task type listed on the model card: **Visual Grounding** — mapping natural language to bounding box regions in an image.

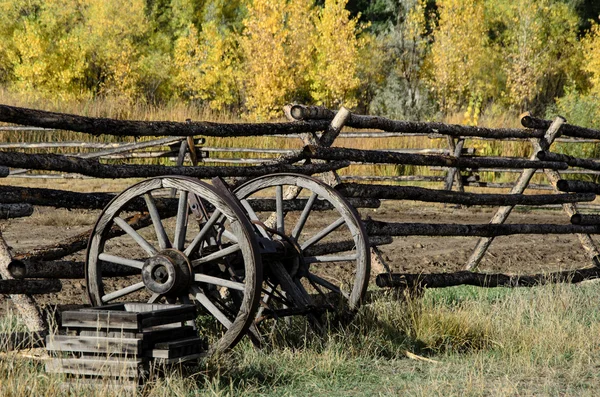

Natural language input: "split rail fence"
[1,103,600,333]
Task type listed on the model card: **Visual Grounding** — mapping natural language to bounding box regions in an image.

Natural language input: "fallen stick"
[376,268,600,289]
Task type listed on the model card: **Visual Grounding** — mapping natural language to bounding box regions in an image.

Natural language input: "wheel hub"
[141,249,192,296]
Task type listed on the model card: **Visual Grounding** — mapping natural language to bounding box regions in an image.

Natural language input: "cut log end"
[0,203,34,219]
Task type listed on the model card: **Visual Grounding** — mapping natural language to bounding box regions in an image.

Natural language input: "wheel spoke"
[191,286,232,328]
[98,253,144,270]
[184,210,222,256]
[148,293,162,303]
[276,185,284,234]
[194,273,245,291]
[101,281,145,303]
[239,199,270,238]
[113,217,157,256]
[291,192,318,240]
[174,190,189,250]
[300,217,345,250]
[307,273,349,299]
[144,192,171,250]
[191,244,241,267]
[303,254,357,264]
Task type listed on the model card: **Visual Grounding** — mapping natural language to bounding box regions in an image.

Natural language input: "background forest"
[1,0,600,124]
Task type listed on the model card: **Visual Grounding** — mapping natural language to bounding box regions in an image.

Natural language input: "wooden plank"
[45,357,144,378]
[46,334,142,355]
[62,304,196,331]
[150,336,205,359]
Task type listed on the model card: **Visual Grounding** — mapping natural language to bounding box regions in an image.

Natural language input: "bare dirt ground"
[0,199,595,312]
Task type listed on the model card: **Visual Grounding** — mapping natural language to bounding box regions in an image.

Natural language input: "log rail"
[3,104,600,331]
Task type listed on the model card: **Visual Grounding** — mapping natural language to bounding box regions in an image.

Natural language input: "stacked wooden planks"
[45,303,205,383]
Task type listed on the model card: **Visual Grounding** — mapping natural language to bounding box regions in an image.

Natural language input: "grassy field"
[2,282,600,396]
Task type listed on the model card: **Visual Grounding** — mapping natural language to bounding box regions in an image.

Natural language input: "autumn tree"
[173,21,241,111]
[425,0,487,117]
[311,0,363,108]
[240,0,315,119]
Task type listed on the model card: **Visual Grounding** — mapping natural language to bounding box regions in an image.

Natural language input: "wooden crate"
[46,303,205,380]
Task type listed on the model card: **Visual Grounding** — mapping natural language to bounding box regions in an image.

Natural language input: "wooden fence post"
[0,232,46,332]
[464,116,600,271]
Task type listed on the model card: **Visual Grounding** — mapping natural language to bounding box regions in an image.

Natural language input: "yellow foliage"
[311,0,362,108]
[582,23,600,97]
[173,22,241,111]
[240,0,315,120]
[425,0,487,114]
[83,0,149,103]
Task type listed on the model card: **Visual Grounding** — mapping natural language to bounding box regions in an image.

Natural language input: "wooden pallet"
[46,303,205,381]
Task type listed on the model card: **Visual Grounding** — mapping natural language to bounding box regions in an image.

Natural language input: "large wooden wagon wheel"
[86,176,262,353]
[234,173,370,333]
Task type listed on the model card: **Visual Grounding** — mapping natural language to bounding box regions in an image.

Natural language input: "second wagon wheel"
[86,176,262,353]
[234,173,370,332]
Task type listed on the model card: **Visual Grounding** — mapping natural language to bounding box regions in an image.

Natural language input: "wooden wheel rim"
[86,176,262,353]
[234,173,370,312]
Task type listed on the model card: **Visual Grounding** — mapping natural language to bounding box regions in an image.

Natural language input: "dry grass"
[2,282,600,395]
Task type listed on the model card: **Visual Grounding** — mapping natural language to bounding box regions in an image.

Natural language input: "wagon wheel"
[86,176,262,353]
[234,173,370,333]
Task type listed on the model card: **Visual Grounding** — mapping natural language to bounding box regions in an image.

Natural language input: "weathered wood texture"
[303,145,567,170]
[521,114,600,140]
[0,279,61,294]
[0,104,331,137]
[0,150,349,179]
[290,105,545,139]
[0,232,46,331]
[376,268,600,289]
[7,259,138,279]
[365,220,600,237]
[0,166,8,177]
[537,151,600,171]
[337,183,594,206]
[556,180,600,194]
[0,203,33,219]
[571,214,600,225]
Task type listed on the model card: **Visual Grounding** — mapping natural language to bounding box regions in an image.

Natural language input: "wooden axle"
[337,183,594,206]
